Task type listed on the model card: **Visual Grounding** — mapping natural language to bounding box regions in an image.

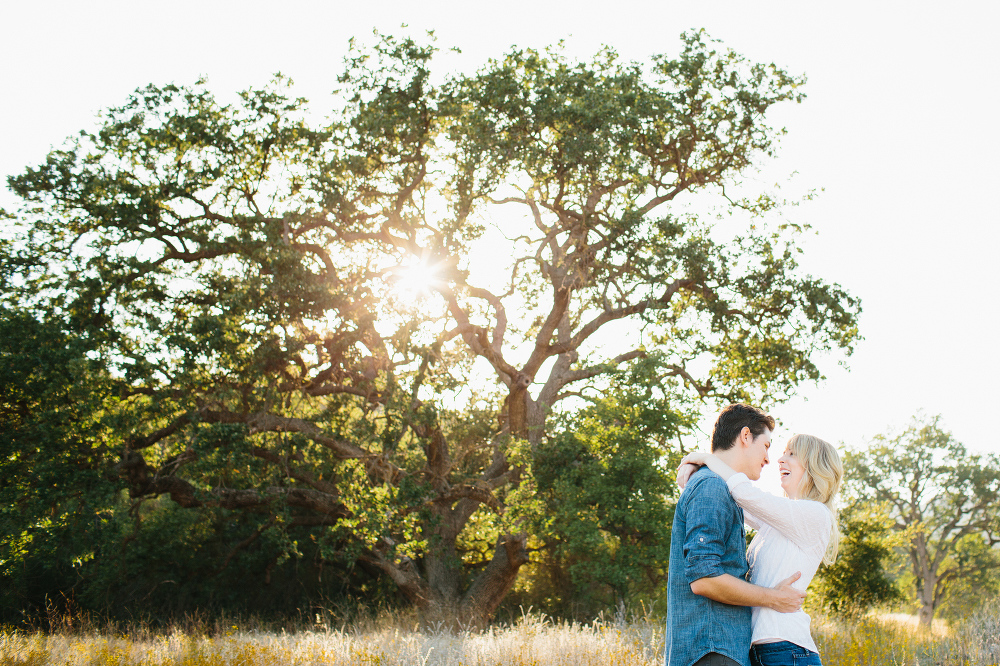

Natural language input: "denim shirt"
[665,467,752,666]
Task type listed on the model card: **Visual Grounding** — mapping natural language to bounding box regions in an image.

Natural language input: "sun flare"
[390,260,440,305]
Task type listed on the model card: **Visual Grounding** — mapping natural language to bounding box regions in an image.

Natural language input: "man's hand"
[690,572,806,611]
[766,572,806,613]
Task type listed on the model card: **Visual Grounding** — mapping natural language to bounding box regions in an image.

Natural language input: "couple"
[665,403,842,666]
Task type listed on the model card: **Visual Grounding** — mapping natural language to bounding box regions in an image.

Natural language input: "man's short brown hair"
[711,404,775,452]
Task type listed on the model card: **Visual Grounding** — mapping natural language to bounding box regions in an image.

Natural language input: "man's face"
[745,427,772,481]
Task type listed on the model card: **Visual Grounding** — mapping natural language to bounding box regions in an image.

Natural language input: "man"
[665,404,806,666]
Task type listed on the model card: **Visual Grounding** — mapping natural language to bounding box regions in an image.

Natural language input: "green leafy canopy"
[1,30,860,621]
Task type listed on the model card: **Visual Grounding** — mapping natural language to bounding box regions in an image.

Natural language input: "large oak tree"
[843,416,1000,626]
[2,32,860,622]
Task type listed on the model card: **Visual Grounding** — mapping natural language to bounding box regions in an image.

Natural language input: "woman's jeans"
[750,641,823,666]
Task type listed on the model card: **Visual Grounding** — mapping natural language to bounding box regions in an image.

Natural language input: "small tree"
[843,416,1000,626]
[0,308,118,620]
[811,501,902,616]
[933,533,1000,622]
[524,360,685,617]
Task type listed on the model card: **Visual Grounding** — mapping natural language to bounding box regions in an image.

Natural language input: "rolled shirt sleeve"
[683,475,742,583]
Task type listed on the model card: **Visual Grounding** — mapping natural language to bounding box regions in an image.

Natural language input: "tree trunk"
[505,374,533,440]
[459,532,530,626]
[404,531,529,627]
[913,537,937,627]
[916,564,937,627]
[917,597,935,627]
[422,510,462,616]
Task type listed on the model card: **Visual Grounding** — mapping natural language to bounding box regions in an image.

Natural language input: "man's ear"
[738,426,752,448]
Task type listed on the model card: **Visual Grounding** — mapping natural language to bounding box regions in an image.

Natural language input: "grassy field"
[2,605,999,666]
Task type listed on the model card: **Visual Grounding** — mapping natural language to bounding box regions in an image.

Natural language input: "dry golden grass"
[0,613,662,666]
[3,605,999,666]
[814,614,952,666]
[878,612,951,635]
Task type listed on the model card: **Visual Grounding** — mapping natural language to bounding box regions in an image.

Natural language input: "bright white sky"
[3,0,999,492]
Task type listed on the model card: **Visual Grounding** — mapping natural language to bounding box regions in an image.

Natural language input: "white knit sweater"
[725,473,833,653]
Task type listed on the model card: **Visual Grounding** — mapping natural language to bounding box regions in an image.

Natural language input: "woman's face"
[778,446,806,499]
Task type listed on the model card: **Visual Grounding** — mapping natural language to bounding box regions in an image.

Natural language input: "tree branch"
[556,349,647,387]
[198,409,401,483]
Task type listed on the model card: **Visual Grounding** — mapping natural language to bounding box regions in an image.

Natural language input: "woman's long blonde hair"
[788,434,843,565]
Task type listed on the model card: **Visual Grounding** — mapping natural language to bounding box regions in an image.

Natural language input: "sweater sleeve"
[725,473,831,554]
[742,508,764,531]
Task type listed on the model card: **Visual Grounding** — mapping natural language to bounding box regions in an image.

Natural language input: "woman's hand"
[677,450,711,490]
[680,451,738,482]
[676,451,722,489]
[681,451,711,467]
[676,462,700,490]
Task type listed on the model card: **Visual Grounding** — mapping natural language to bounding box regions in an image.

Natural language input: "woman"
[678,434,842,666]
